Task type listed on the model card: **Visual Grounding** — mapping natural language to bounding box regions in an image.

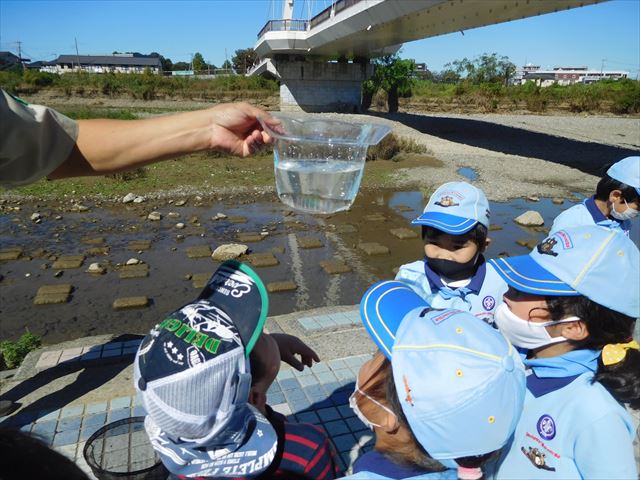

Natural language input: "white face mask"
[494,303,581,350]
[610,199,640,221]
[349,380,397,431]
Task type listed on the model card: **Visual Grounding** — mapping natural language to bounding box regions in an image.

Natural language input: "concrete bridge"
[250,0,604,112]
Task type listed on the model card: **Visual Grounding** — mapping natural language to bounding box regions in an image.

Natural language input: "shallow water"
[1,190,638,344]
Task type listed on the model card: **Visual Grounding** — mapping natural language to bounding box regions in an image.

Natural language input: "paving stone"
[317,407,341,422]
[81,351,101,361]
[104,342,123,351]
[272,403,292,417]
[357,242,390,255]
[289,395,313,413]
[298,236,323,249]
[60,404,84,419]
[279,377,301,391]
[82,413,107,429]
[315,371,338,385]
[276,368,295,381]
[37,284,73,295]
[267,392,286,405]
[35,350,62,369]
[34,284,73,305]
[54,443,78,461]
[284,388,307,402]
[346,416,368,433]
[332,433,356,453]
[110,397,132,410]
[108,408,132,422]
[228,216,248,224]
[52,255,85,269]
[319,259,352,274]
[246,252,279,267]
[186,245,212,258]
[32,420,57,436]
[127,240,152,251]
[112,296,149,310]
[191,273,210,289]
[267,281,297,293]
[36,409,61,423]
[85,246,110,256]
[327,358,348,370]
[85,402,108,415]
[59,347,83,363]
[295,411,321,425]
[0,247,22,261]
[303,384,326,397]
[298,317,321,331]
[81,237,105,245]
[389,227,418,239]
[237,232,264,242]
[118,264,149,279]
[102,348,123,358]
[57,416,82,432]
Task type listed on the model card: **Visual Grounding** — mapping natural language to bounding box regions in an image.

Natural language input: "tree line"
[110,49,257,74]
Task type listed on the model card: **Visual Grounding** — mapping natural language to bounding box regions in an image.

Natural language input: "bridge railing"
[310,0,363,29]
[257,19,309,38]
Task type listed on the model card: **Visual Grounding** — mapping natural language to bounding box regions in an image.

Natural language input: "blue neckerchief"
[423,255,487,296]
[584,195,624,228]
[526,371,581,397]
[524,349,600,378]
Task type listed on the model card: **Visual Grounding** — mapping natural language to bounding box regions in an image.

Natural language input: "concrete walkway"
[0,306,374,478]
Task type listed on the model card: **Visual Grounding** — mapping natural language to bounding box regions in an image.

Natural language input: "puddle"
[1,191,638,344]
[457,166,479,181]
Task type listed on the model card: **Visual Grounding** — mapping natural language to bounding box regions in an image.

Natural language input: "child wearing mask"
[344,280,526,479]
[551,156,640,235]
[489,225,639,479]
[395,181,506,324]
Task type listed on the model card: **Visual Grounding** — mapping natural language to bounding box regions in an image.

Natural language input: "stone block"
[38,284,73,295]
[52,255,85,269]
[228,216,248,224]
[34,284,73,305]
[186,245,212,258]
[0,247,22,261]
[319,260,352,274]
[267,281,297,293]
[35,350,62,370]
[81,237,105,245]
[191,273,211,289]
[127,240,152,251]
[85,246,110,256]
[237,232,263,242]
[389,228,418,239]
[112,296,149,310]
[335,224,357,234]
[364,214,386,222]
[119,264,149,279]
[358,242,390,255]
[298,237,323,249]
[246,252,279,267]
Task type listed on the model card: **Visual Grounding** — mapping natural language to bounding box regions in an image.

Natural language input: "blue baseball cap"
[490,226,640,318]
[360,281,525,466]
[607,156,640,196]
[412,181,490,234]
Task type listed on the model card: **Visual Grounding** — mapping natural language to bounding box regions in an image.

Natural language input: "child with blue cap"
[396,181,507,323]
[551,156,640,235]
[489,225,639,478]
[342,280,526,479]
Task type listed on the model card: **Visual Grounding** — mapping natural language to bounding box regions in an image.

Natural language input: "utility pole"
[16,40,26,70]
[75,37,81,72]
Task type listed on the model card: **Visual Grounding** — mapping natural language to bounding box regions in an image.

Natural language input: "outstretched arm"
[49,102,278,179]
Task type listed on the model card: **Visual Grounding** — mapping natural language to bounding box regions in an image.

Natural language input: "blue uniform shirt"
[394,256,507,324]
[346,450,455,480]
[551,196,631,235]
[495,349,638,479]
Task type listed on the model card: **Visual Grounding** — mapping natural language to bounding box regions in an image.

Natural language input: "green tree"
[192,52,206,73]
[445,53,516,85]
[149,51,172,72]
[172,61,190,71]
[232,48,257,75]
[222,59,233,70]
[374,55,415,113]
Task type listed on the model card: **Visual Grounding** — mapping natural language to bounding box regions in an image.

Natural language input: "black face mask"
[426,254,480,281]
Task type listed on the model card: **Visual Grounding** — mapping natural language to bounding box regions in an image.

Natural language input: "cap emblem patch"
[536,237,558,256]
[435,195,460,208]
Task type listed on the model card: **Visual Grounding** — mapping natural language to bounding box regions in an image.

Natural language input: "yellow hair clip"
[602,340,640,366]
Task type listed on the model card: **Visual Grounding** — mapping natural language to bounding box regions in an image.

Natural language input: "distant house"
[517,64,628,86]
[0,51,28,70]
[43,54,162,74]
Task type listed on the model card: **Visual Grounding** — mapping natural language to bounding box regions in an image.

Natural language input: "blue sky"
[1,0,638,76]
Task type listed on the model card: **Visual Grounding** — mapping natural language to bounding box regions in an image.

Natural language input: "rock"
[526,196,540,202]
[87,263,106,274]
[133,196,146,203]
[126,258,141,265]
[148,211,162,221]
[54,215,63,220]
[30,212,42,221]
[175,199,187,207]
[514,211,544,226]
[54,270,64,277]
[175,234,185,241]
[122,193,136,203]
[212,213,227,221]
[552,197,564,205]
[212,244,248,261]
[168,212,180,219]
[73,204,89,212]
[175,223,185,229]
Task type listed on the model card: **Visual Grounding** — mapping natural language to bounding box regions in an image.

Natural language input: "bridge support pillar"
[275,59,373,113]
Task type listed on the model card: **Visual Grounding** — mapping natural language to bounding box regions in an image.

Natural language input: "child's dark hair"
[422,224,489,249]
[365,353,496,479]
[545,295,640,409]
[594,175,640,204]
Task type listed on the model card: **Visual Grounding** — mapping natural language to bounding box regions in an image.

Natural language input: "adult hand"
[270,333,320,371]
[208,102,280,157]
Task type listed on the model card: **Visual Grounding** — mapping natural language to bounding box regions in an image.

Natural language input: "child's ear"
[483,237,492,252]
[561,320,589,342]
[609,189,623,203]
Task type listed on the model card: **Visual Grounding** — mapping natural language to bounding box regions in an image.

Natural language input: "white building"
[43,54,162,74]
[517,65,628,86]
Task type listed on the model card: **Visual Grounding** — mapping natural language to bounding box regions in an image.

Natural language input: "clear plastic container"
[259,114,391,214]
